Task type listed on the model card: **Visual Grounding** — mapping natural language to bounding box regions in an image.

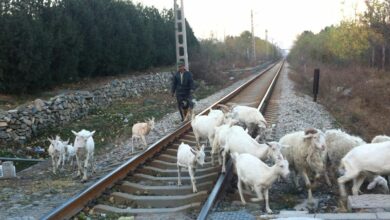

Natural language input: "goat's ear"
[151,117,155,121]
[303,133,314,140]
[90,130,96,136]
[47,137,53,142]
[71,130,78,136]
[190,148,197,154]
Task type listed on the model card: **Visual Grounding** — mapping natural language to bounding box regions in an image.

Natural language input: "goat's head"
[147,117,155,130]
[194,144,206,166]
[276,158,290,180]
[257,118,268,129]
[62,138,70,146]
[223,115,238,126]
[265,142,284,162]
[48,137,61,148]
[215,104,232,114]
[304,128,326,151]
[72,130,95,148]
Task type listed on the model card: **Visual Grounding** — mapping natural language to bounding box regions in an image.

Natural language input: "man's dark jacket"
[171,71,195,97]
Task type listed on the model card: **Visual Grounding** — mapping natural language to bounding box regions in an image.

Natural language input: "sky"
[134,0,366,49]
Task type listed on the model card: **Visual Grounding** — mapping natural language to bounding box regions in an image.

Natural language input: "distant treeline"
[0,0,198,94]
[288,0,390,69]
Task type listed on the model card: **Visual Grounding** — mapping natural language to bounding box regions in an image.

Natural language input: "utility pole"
[251,10,256,63]
[265,29,268,60]
[174,0,189,71]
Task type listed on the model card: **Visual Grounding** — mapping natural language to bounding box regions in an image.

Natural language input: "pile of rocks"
[0,72,172,145]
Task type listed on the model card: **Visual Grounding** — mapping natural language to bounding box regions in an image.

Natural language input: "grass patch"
[3,92,176,160]
[194,80,222,100]
[1,73,245,161]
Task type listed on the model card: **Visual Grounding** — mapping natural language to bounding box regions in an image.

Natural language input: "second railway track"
[43,60,285,220]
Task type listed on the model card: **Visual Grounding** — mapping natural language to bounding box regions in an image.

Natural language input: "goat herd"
[47,117,156,182]
[47,104,390,214]
[178,104,390,213]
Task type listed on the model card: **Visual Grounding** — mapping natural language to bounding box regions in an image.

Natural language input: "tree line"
[288,0,390,69]
[191,30,282,84]
[0,0,198,94]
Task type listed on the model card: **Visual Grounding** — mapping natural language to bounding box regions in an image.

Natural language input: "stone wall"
[0,72,172,145]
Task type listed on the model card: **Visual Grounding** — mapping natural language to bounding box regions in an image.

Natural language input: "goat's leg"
[194,131,200,148]
[237,178,246,205]
[217,146,223,165]
[301,171,313,203]
[177,165,182,186]
[56,154,62,171]
[293,171,300,188]
[141,135,147,149]
[324,171,332,186]
[51,157,56,174]
[210,145,216,166]
[91,152,96,174]
[338,171,359,197]
[221,148,227,173]
[82,154,90,181]
[251,186,264,202]
[264,188,273,214]
[189,166,197,193]
[352,174,366,196]
[131,136,135,153]
[61,153,66,170]
[75,155,82,177]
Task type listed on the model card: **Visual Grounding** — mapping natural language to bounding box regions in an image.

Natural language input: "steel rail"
[41,61,278,220]
[196,60,285,220]
[0,157,45,162]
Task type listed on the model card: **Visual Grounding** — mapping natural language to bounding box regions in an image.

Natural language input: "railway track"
[42,60,285,220]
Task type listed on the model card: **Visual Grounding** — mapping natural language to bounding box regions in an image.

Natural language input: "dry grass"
[289,62,390,141]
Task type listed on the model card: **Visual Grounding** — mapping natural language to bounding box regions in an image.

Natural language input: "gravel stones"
[274,63,337,140]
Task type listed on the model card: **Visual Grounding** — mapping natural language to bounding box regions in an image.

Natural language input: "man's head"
[178,61,185,72]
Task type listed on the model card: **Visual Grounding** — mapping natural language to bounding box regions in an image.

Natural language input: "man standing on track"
[171,61,195,122]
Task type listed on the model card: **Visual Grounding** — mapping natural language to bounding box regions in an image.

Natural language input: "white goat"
[221,125,283,173]
[48,135,65,174]
[279,128,327,203]
[371,135,390,143]
[191,109,224,148]
[131,117,155,153]
[63,141,76,167]
[210,118,238,166]
[325,129,388,192]
[177,143,206,193]
[219,104,267,138]
[232,152,289,214]
[72,129,95,181]
[338,141,390,197]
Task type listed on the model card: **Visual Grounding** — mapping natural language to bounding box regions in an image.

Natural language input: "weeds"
[289,62,390,141]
